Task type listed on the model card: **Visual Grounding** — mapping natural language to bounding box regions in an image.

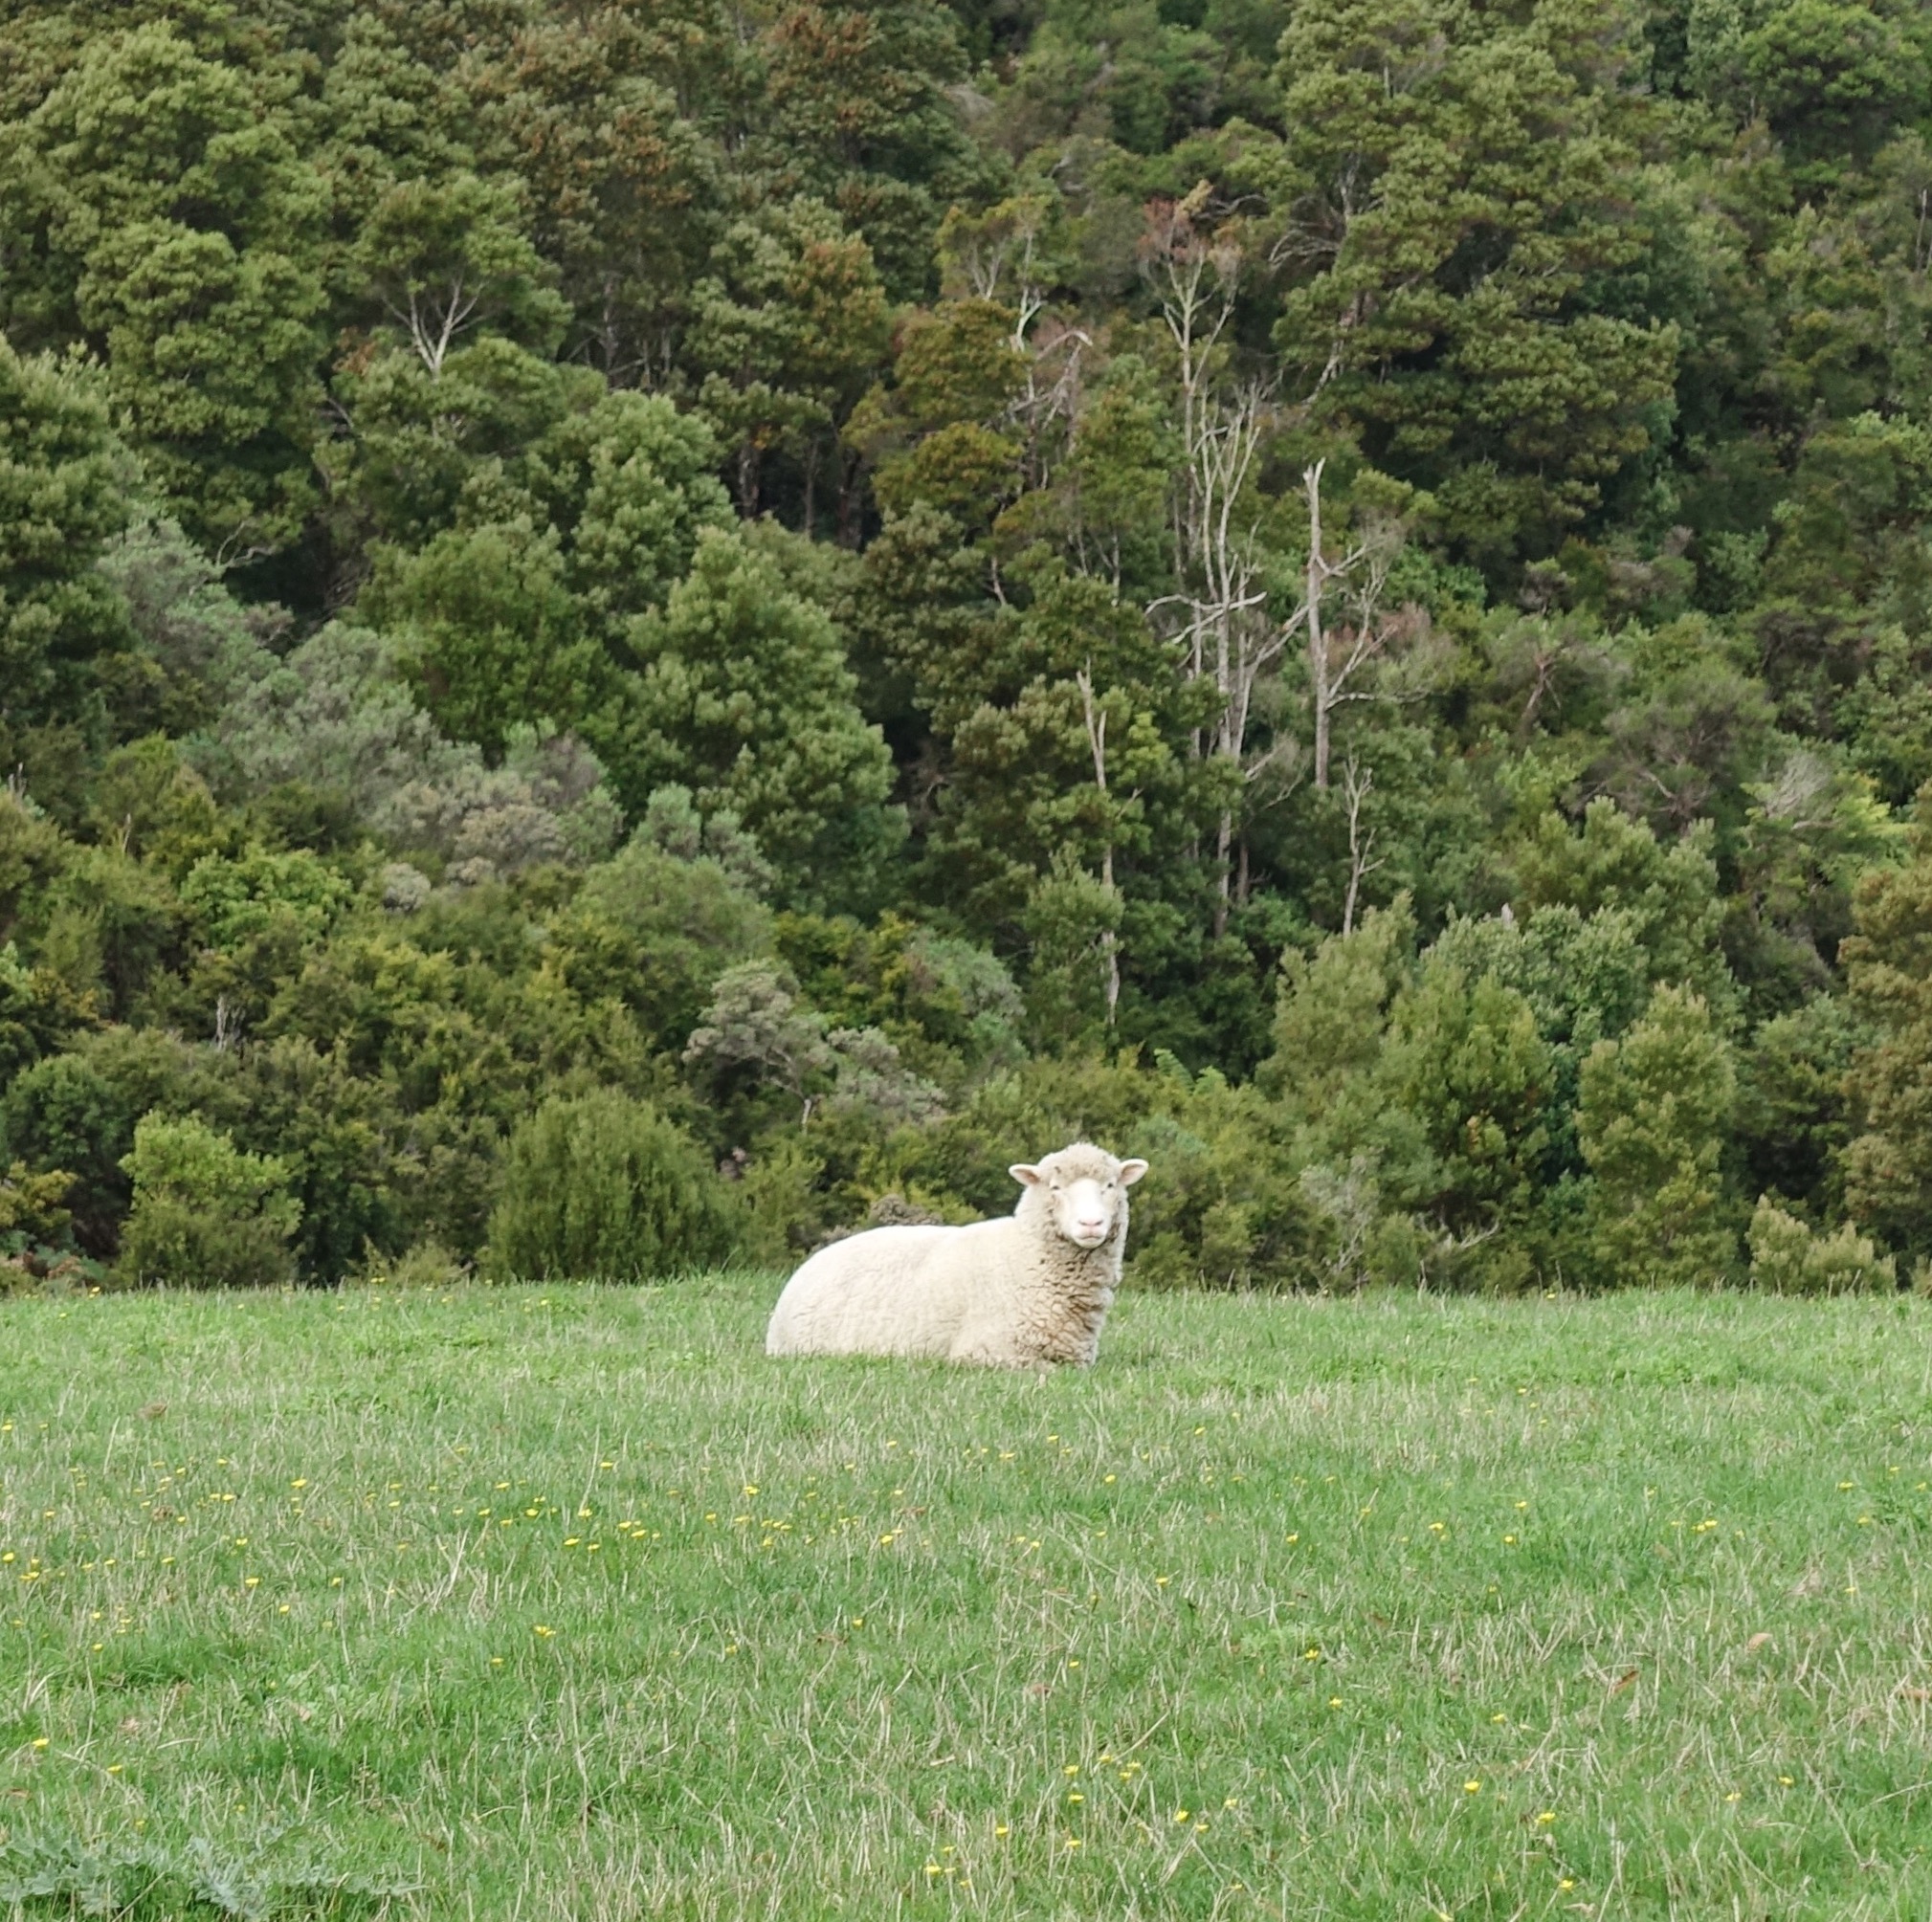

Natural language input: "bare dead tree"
[1140,198,1287,932]
[948,198,1090,498]
[1299,460,1410,790]
[1077,666,1122,1027]
[1138,195,1432,929]
[211,994,244,1053]
[390,276,481,380]
[1340,756,1385,936]
[212,519,277,573]
[953,198,1052,347]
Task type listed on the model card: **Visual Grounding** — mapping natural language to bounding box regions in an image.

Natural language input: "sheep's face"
[1010,1145,1149,1250]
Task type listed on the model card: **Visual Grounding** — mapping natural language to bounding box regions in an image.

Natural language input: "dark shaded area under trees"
[6,0,1932,1293]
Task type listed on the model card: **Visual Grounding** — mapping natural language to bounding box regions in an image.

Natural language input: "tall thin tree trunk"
[1341,758,1382,935]
[1307,462,1331,790]
[837,448,862,548]
[1078,669,1121,1027]
[1212,810,1232,939]
[1099,842,1120,1027]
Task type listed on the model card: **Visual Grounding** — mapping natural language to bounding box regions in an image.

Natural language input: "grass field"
[2,1277,1931,1920]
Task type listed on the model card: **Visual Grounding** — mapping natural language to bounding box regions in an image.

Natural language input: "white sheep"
[765,1142,1149,1369]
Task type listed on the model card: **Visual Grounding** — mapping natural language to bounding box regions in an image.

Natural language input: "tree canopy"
[4,0,1932,1291]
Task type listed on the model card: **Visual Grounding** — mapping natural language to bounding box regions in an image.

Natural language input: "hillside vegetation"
[10,0,1932,1285]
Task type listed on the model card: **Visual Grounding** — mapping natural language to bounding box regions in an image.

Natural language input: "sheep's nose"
[1077,1216,1106,1234]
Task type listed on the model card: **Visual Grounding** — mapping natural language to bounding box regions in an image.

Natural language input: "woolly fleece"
[765,1142,1148,1369]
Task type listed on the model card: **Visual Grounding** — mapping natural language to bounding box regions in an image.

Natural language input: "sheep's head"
[1010,1142,1149,1250]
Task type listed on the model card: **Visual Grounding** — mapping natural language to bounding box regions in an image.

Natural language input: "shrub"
[562,836,774,1046]
[1746,1196,1897,1295]
[484,1090,736,1281]
[1118,1065,1321,1292]
[1576,986,1737,1287]
[352,1239,468,1290]
[117,1112,301,1289]
[2,1028,243,1255]
[180,847,352,951]
[1,1160,76,1248]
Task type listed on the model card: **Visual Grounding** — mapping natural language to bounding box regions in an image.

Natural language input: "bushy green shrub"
[117,1112,302,1288]
[352,1239,468,1290]
[875,1051,1163,1220]
[0,1160,75,1246]
[484,1089,736,1281]
[733,1132,835,1269]
[860,1049,1324,1291]
[561,836,775,1047]
[1577,986,1738,1287]
[180,847,353,951]
[1746,1197,1897,1294]
[1116,1063,1321,1291]
[2,1028,243,1254]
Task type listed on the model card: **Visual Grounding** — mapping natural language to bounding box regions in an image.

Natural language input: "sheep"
[765,1142,1149,1369]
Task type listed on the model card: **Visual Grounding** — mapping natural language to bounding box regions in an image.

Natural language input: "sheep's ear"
[1009,1162,1044,1187]
[1119,1160,1149,1186]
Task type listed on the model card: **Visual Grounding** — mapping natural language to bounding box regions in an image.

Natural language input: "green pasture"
[1,1279,1930,1919]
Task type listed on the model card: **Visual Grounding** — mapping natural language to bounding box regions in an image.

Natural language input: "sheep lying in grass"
[766,1143,1150,1369]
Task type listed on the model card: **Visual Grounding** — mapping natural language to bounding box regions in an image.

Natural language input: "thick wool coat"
[765,1145,1133,1369]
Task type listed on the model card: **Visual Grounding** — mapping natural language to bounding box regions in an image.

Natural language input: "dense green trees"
[4,0,1932,1292]
[0,341,130,783]
[1,25,328,552]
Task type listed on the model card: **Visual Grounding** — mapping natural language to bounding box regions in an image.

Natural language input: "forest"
[6,0,1932,1293]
